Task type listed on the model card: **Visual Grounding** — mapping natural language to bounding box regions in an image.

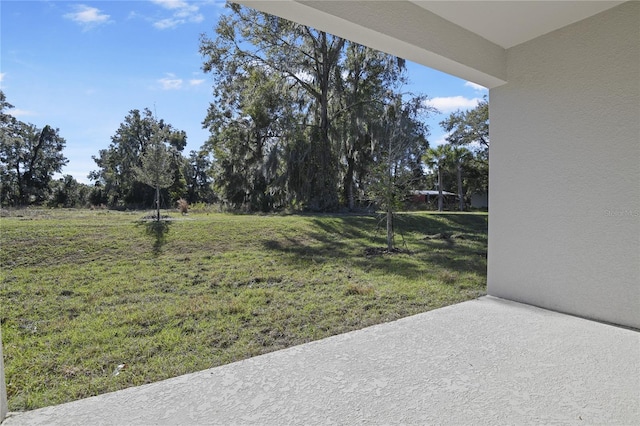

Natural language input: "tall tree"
[0,93,68,206]
[450,146,473,211]
[90,108,186,208]
[184,150,214,204]
[440,97,489,153]
[440,98,489,202]
[0,91,14,126]
[332,44,408,210]
[201,65,290,211]
[200,3,417,212]
[201,4,345,210]
[0,91,16,205]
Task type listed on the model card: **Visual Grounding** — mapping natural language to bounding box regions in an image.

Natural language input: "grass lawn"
[0,208,487,411]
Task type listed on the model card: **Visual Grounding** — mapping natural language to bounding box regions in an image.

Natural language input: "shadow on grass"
[261,212,488,281]
[140,220,171,256]
[392,212,488,236]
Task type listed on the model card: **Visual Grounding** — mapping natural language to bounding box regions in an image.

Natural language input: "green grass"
[0,208,487,411]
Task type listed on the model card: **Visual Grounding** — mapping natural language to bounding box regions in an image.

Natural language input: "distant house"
[409,190,457,209]
[410,190,488,210]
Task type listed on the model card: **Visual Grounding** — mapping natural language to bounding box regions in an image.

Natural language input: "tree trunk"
[437,166,444,212]
[457,162,464,211]
[348,181,354,211]
[15,165,26,205]
[344,156,355,211]
[317,34,332,211]
[386,208,393,251]
[155,184,160,221]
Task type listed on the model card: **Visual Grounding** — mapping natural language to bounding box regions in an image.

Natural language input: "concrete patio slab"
[3,296,639,425]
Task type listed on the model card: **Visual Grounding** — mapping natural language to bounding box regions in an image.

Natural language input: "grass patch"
[0,208,487,411]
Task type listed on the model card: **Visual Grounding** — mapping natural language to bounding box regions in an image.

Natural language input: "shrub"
[177,198,189,214]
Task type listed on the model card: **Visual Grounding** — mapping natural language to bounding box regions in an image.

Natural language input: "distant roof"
[411,190,457,196]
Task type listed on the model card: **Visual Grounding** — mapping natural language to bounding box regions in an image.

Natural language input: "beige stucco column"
[1,329,7,421]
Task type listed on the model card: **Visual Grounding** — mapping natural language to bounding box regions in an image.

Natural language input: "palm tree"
[450,146,472,211]
[423,145,450,211]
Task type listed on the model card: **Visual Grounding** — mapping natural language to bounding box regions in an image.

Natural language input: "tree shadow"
[141,220,171,256]
[260,212,488,281]
[391,212,488,236]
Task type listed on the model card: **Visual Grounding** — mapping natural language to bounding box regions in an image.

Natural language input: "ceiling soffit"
[409,1,625,49]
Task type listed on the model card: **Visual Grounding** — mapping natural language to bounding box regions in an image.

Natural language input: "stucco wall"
[488,1,639,329]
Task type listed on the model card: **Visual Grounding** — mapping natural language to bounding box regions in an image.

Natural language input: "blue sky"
[1,0,487,184]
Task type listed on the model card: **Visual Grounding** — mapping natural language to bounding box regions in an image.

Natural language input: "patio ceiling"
[408,1,625,49]
[235,1,625,88]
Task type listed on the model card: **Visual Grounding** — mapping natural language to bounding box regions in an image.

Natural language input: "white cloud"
[64,5,110,30]
[155,73,204,90]
[158,73,183,90]
[426,96,482,113]
[430,133,448,147]
[186,13,204,24]
[0,73,5,83]
[464,81,487,92]
[152,0,190,10]
[154,18,182,29]
[151,0,203,29]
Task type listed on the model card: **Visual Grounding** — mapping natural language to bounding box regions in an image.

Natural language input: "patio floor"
[3,296,639,425]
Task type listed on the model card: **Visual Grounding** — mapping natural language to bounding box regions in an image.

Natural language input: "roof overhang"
[234,1,625,88]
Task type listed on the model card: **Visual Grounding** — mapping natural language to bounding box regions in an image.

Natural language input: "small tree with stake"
[368,95,430,251]
[136,124,174,221]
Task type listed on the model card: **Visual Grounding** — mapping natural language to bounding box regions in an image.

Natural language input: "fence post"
[0,329,7,422]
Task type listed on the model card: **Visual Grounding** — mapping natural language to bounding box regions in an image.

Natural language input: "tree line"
[1,91,69,206]
[0,97,215,209]
[0,3,488,212]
